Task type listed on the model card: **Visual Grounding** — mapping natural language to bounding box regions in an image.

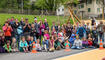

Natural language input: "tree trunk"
[21,0,24,14]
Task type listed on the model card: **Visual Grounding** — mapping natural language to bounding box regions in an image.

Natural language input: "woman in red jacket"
[2,22,13,43]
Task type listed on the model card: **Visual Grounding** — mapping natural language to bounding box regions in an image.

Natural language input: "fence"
[0,9,56,15]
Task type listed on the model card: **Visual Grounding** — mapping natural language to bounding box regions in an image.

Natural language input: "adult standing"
[14,19,20,39]
[20,18,25,26]
[65,22,72,38]
[2,22,13,43]
[30,23,37,42]
[56,22,62,33]
[23,18,31,38]
[44,19,49,31]
[91,17,95,26]
[97,21,104,41]
[76,25,86,39]
[51,22,58,32]
[10,17,15,37]
[34,18,40,39]
[39,21,45,44]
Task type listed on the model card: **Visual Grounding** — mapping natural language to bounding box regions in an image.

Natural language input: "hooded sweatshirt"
[69,34,76,43]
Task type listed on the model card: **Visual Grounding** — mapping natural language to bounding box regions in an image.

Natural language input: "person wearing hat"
[34,17,37,21]
[71,35,82,49]
[34,17,40,39]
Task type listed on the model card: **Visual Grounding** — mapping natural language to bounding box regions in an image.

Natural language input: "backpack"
[17,26,23,35]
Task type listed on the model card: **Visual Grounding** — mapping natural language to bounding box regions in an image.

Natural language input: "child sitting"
[88,34,94,48]
[58,30,65,49]
[82,37,88,48]
[19,36,28,52]
[0,31,5,53]
[35,39,42,51]
[4,41,12,53]
[88,38,93,48]
[69,34,76,47]
[11,37,18,52]
[49,36,55,52]
[92,27,98,48]
[28,36,34,51]
[53,32,61,50]
[42,30,50,51]
[71,36,82,49]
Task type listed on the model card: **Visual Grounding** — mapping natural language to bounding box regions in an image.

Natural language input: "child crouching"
[49,36,55,52]
[11,37,18,52]
[35,39,42,51]
[19,36,28,53]
[4,41,12,53]
[82,37,88,48]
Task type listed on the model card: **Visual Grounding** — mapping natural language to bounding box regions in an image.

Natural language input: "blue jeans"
[71,46,82,49]
[69,41,74,46]
[82,44,88,48]
[42,40,49,49]
[16,34,23,49]
[33,36,37,43]
[98,33,104,43]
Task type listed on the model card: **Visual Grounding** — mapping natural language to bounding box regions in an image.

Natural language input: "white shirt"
[73,39,82,47]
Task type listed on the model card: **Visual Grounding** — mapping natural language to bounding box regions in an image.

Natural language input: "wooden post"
[68,7,76,25]
[102,0,104,20]
[102,7,104,20]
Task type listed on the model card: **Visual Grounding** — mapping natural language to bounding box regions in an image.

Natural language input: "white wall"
[56,5,64,15]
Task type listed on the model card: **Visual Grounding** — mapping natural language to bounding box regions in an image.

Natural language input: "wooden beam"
[68,7,76,25]
[68,7,81,23]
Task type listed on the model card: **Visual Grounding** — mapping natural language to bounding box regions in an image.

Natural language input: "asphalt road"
[0,48,95,60]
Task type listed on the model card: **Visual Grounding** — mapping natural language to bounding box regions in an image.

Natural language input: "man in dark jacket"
[51,22,58,32]
[23,18,31,38]
[34,19,40,39]
[44,19,49,31]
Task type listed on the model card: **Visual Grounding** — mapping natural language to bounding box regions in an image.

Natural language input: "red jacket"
[2,26,13,36]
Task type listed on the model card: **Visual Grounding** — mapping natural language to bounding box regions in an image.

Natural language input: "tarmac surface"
[0,48,94,60]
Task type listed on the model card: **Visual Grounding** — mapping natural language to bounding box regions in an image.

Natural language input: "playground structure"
[68,7,105,26]
[68,7,105,47]
[68,6,81,25]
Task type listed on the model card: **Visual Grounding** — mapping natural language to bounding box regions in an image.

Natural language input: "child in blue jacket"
[69,34,76,46]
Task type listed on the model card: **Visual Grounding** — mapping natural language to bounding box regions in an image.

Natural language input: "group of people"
[0,17,105,53]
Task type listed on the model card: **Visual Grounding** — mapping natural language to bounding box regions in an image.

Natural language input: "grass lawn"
[0,13,71,29]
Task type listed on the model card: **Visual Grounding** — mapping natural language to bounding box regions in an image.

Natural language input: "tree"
[35,0,78,15]
[35,0,78,11]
